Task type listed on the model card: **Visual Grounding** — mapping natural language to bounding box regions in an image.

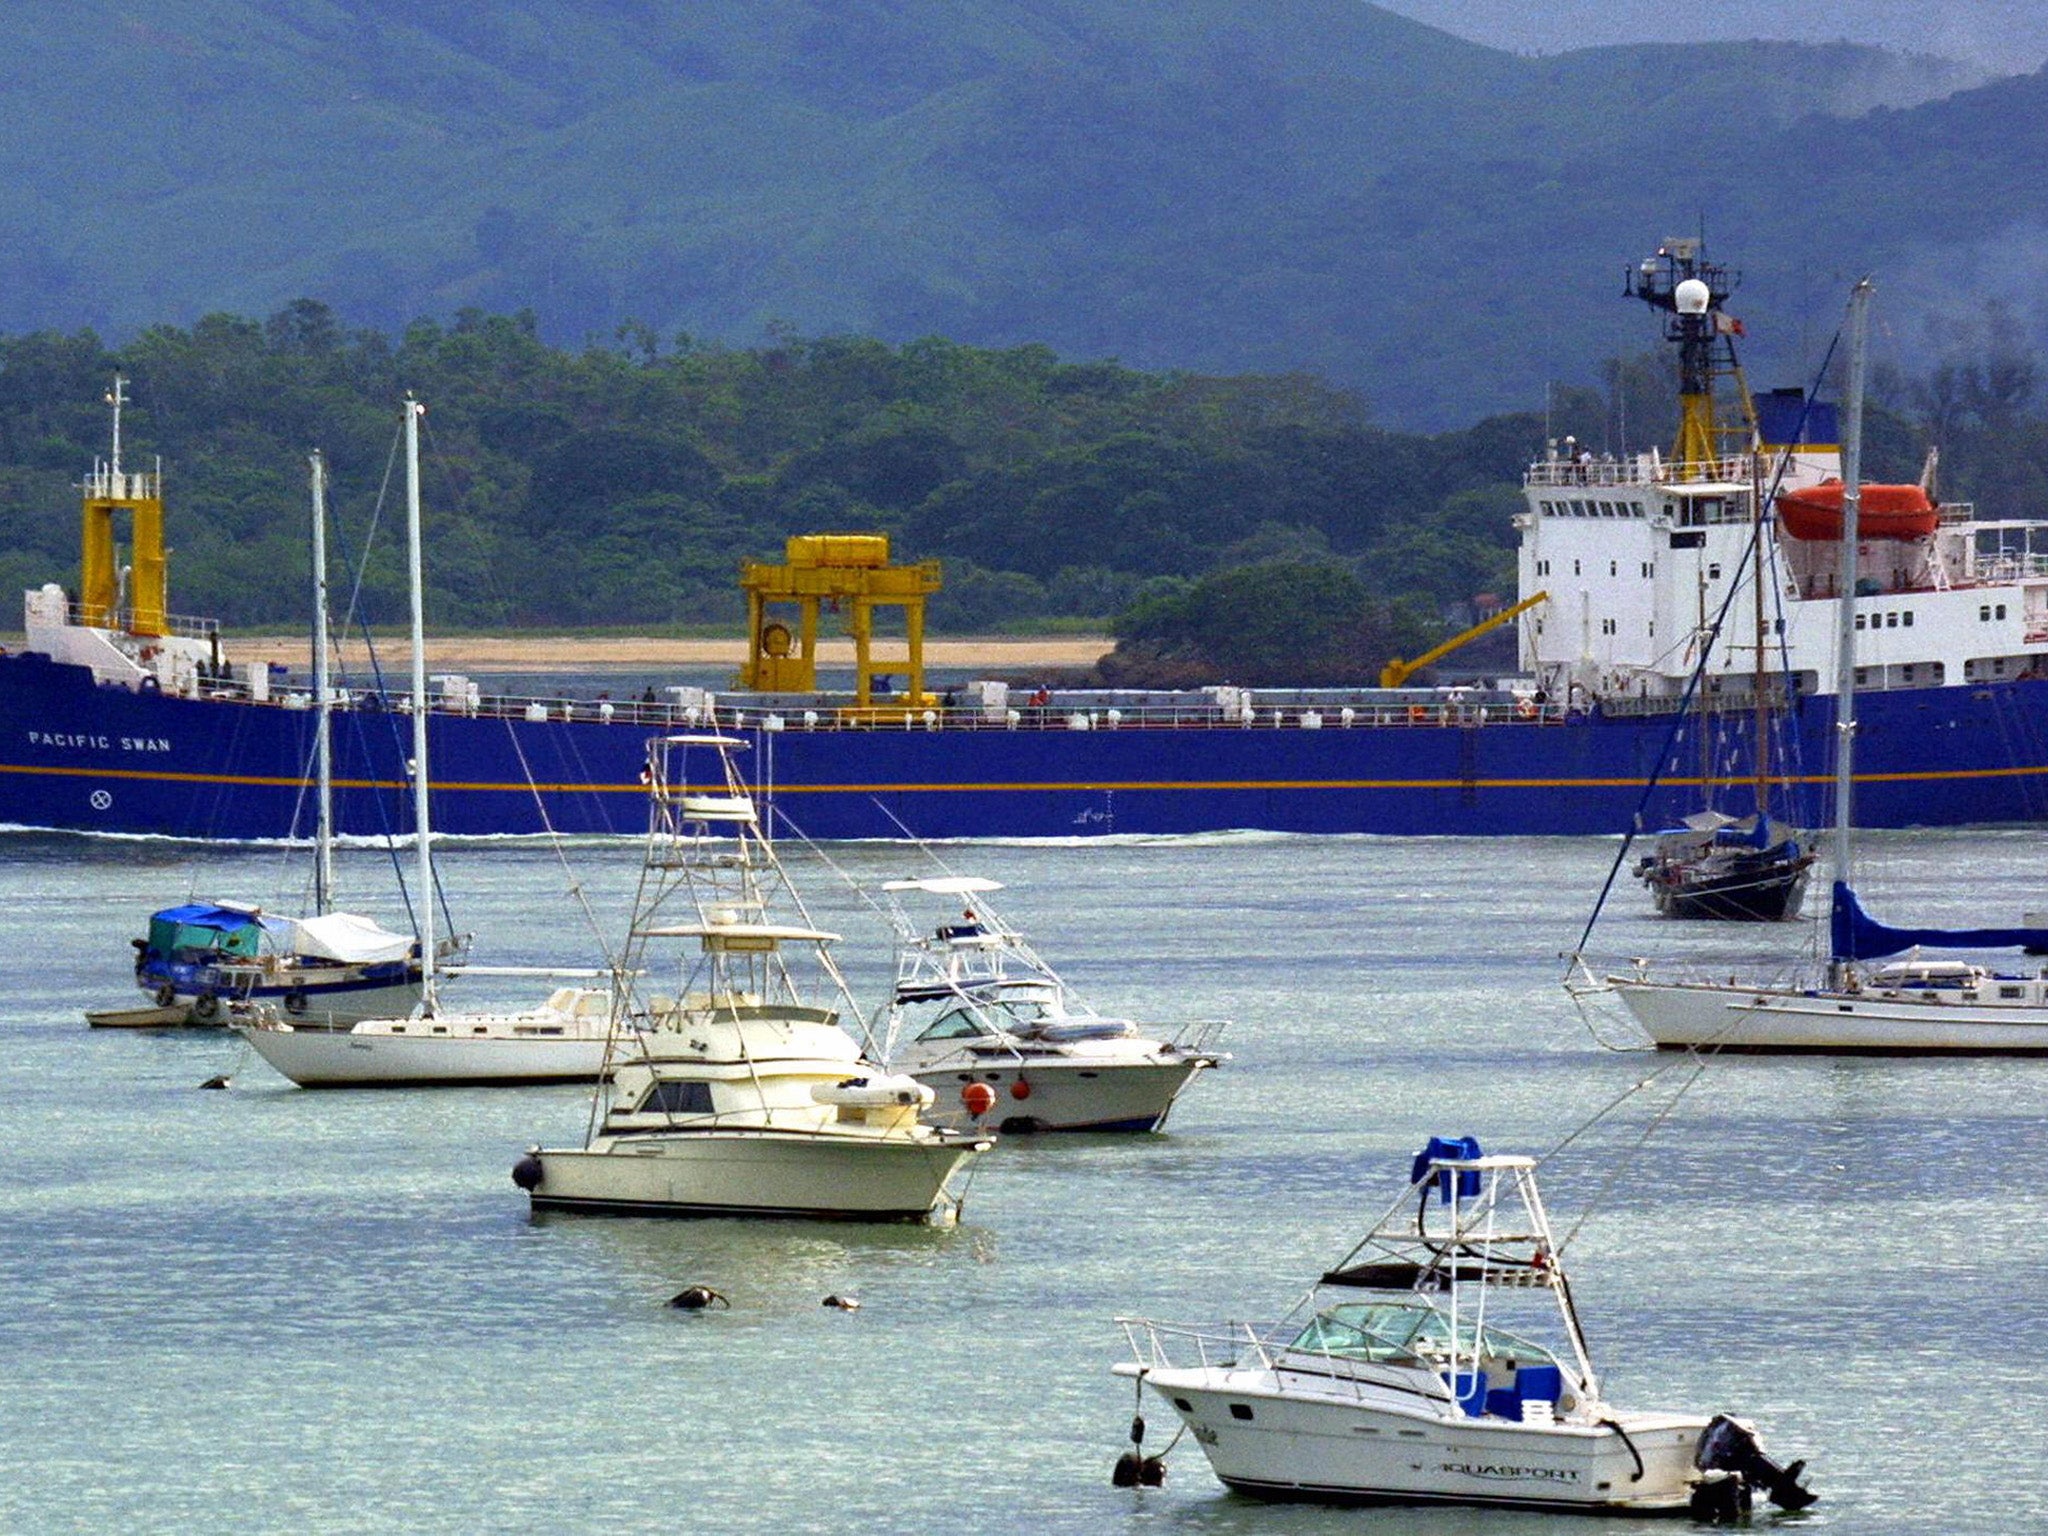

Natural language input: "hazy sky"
[1374,1,2048,72]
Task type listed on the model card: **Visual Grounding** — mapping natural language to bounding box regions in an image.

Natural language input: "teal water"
[2,827,2043,1533]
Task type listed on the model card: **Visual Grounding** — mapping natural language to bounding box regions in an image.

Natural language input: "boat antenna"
[1828,280,1873,985]
[107,373,126,478]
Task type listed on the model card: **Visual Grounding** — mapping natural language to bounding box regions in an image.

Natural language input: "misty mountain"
[2,2,2036,427]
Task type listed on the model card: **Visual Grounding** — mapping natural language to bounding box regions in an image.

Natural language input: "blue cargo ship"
[8,241,2048,842]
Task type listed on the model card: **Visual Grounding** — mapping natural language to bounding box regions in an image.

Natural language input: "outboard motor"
[1693,1414,1817,1514]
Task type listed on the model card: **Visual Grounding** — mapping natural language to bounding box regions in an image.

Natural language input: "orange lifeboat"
[1776,479,1938,542]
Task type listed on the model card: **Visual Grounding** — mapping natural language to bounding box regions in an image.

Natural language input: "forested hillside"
[0,308,1546,634]
[0,3,2033,426]
[0,299,2035,660]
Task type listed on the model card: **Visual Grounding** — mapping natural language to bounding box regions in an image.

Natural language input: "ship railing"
[63,600,219,639]
[1166,1017,1231,1054]
[222,679,1591,731]
[81,464,162,501]
[1116,1317,1292,1373]
[1970,552,2048,583]
[1526,454,1749,489]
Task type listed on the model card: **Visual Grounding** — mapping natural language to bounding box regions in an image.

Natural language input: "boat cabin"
[1284,1298,1579,1422]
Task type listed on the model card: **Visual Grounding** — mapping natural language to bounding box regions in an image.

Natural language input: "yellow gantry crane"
[738,534,942,710]
[1379,590,1547,689]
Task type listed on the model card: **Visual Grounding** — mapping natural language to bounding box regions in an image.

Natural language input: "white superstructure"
[1515,242,2048,710]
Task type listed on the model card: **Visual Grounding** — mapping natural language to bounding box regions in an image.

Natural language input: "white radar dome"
[1673,278,1711,315]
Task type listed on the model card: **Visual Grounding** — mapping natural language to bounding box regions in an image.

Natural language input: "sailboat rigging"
[91,410,425,1030]
[1589,280,2048,1052]
[1623,244,1815,920]
[235,400,622,1085]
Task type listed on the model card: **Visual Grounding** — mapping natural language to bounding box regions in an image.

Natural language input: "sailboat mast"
[1829,280,1872,970]
[404,397,437,1013]
[1750,455,1770,818]
[310,449,334,915]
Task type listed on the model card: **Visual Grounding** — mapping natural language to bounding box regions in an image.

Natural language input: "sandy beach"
[227,634,1113,674]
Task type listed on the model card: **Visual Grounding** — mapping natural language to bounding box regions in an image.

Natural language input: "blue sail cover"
[1830,882,2048,961]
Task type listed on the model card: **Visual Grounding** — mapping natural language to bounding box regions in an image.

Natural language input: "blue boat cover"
[1411,1136,1483,1202]
[150,903,257,930]
[1831,881,2048,961]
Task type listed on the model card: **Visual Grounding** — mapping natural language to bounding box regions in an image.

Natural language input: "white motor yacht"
[1116,1140,1815,1516]
[880,876,1226,1132]
[512,736,990,1222]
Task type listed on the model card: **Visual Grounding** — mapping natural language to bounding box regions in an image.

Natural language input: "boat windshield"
[1287,1301,1551,1367]
[915,1006,993,1043]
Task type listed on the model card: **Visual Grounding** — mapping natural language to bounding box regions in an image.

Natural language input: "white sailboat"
[92,434,423,1029]
[1600,281,2048,1052]
[1116,1139,1814,1516]
[879,875,1226,1132]
[511,734,991,1221]
[235,400,620,1085]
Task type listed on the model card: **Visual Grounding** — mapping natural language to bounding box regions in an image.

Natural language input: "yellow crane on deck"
[1379,591,1548,689]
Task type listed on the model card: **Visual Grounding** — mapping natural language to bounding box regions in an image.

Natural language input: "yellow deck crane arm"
[1379,590,1549,690]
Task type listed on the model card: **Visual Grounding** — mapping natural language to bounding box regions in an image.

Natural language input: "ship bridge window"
[1632,501,1647,516]
[1855,615,1866,630]
[1609,561,1618,576]
[1708,564,1721,580]
[1903,612,1913,626]
[640,1079,715,1116]
[1887,613,1898,628]
[1573,560,1582,575]
[1982,605,1992,621]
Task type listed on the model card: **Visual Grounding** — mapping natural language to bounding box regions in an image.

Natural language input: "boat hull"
[1647,855,1812,921]
[127,973,421,1030]
[235,1023,612,1085]
[909,1055,1215,1132]
[1613,979,2048,1053]
[9,650,2048,839]
[520,1129,983,1221]
[1140,1369,1705,1513]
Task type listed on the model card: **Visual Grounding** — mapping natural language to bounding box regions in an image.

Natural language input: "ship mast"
[1625,240,1754,478]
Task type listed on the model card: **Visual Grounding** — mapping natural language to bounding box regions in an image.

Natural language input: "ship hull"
[907,1055,1215,1132]
[234,1023,613,1086]
[7,652,2048,840]
[1612,979,2048,1053]
[519,1129,982,1221]
[1136,1369,1705,1513]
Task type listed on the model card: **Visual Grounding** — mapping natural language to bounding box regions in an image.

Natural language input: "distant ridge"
[0,2,2031,426]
